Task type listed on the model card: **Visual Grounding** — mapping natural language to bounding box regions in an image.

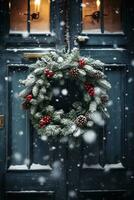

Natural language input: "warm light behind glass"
[96,0,100,10]
[82,0,101,33]
[82,0,122,33]
[10,0,27,33]
[34,0,41,12]
[10,0,50,34]
[30,0,50,33]
[104,0,122,33]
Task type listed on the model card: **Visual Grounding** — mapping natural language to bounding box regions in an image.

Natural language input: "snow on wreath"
[19,48,111,137]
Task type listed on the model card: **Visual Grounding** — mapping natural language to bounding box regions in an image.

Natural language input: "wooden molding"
[23,53,48,59]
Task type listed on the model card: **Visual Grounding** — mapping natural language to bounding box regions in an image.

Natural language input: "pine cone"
[75,115,87,127]
[91,71,103,79]
[69,68,79,77]
[101,95,109,104]
[22,101,31,110]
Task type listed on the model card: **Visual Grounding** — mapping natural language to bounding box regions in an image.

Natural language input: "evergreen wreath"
[19,48,111,137]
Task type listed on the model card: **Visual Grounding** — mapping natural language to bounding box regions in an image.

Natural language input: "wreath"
[19,48,111,137]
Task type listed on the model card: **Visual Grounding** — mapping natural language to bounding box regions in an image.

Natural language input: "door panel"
[7,66,54,169]
[105,67,126,165]
[80,49,129,64]
[67,65,128,196]
[31,128,52,166]
[78,34,127,46]
[5,65,67,200]
[8,66,29,167]
[67,1,134,196]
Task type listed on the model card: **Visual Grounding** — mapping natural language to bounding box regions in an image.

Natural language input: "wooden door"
[67,0,134,199]
[0,0,68,200]
[0,0,134,200]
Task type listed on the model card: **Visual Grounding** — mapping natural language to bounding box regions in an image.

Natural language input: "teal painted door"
[0,0,134,200]
[0,0,68,199]
[67,0,134,199]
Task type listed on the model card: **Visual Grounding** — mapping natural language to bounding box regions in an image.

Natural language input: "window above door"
[1,0,127,48]
[72,0,127,48]
[82,0,123,34]
[1,0,64,47]
[10,0,50,34]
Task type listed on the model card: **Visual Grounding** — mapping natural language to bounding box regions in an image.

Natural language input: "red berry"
[78,59,86,68]
[25,94,33,102]
[43,115,52,124]
[45,68,49,73]
[84,82,95,97]
[39,119,46,128]
[88,88,95,96]
[44,69,55,78]
[48,71,55,78]
[39,115,52,128]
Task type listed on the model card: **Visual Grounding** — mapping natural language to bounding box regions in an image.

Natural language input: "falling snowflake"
[68,190,77,198]
[107,100,113,107]
[52,88,60,96]
[128,77,133,83]
[43,155,50,161]
[128,132,134,138]
[18,130,24,136]
[60,21,65,26]
[24,158,30,165]
[41,135,48,141]
[60,136,68,143]
[81,3,86,7]
[38,176,46,186]
[61,88,68,96]
[51,161,62,179]
[13,152,22,161]
[125,106,129,111]
[5,76,12,82]
[14,92,19,99]
[51,146,56,150]
[114,126,118,130]
[113,43,118,48]
[83,130,97,144]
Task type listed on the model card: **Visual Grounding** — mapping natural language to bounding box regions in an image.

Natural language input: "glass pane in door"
[10,0,27,33]
[104,0,122,33]
[30,0,50,33]
[82,0,101,33]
